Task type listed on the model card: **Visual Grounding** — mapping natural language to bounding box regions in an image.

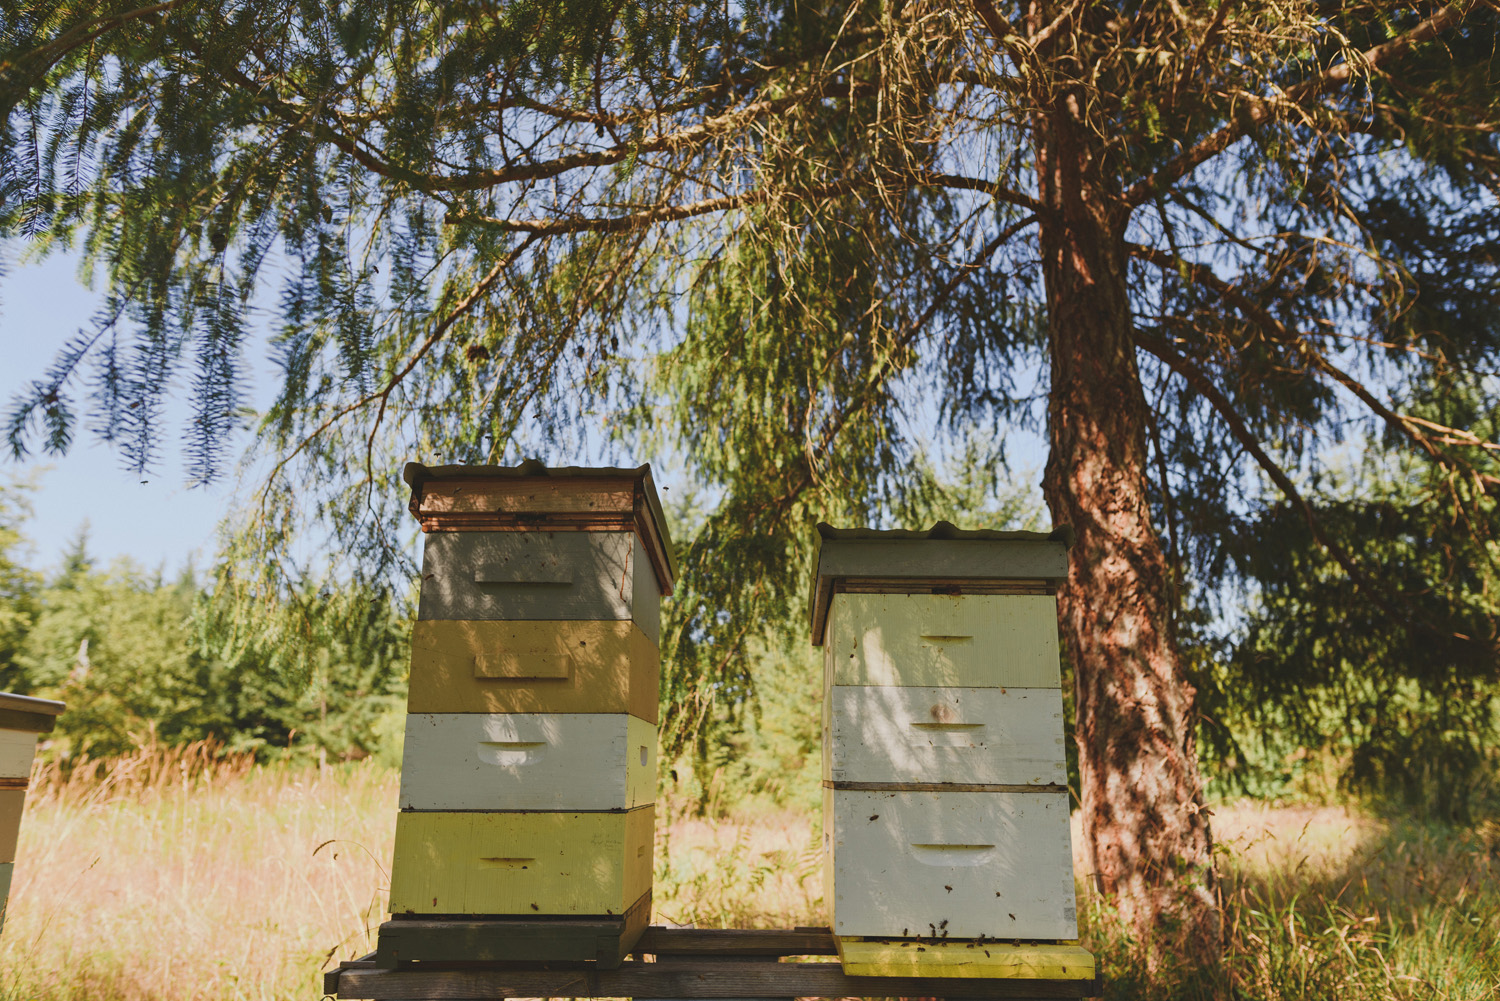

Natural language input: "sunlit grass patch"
[0,742,395,1001]
[2,749,1496,1000]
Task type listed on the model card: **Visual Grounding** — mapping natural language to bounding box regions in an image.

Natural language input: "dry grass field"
[0,743,1496,1000]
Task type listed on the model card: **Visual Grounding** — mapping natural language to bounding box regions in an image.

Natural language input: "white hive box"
[823,787,1077,939]
[812,522,1084,965]
[400,712,657,811]
[824,686,1067,786]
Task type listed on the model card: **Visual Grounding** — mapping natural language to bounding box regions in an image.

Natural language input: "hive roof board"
[404,460,677,593]
[0,692,66,734]
[810,521,1072,645]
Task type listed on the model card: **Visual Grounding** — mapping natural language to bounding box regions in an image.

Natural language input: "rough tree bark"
[1034,96,1221,967]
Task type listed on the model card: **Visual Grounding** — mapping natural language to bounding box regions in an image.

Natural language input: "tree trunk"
[1034,102,1221,969]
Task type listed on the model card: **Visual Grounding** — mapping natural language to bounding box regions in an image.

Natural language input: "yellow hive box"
[836,937,1095,979]
[408,620,659,722]
[825,593,1062,688]
[389,807,653,916]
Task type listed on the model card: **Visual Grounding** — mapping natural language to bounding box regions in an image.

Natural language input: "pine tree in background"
[3,0,1499,968]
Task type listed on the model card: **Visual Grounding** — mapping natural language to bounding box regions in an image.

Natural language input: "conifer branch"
[260,234,541,502]
[0,1,186,87]
[1128,241,1500,476]
[1126,0,1481,207]
[1136,331,1473,643]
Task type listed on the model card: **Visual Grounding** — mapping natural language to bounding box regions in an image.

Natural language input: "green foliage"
[1088,815,1500,999]
[675,451,1046,812]
[0,474,41,683]
[1196,414,1500,818]
[0,490,410,762]
[5,3,1497,768]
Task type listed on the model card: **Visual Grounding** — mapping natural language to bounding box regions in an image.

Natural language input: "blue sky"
[1,251,249,574]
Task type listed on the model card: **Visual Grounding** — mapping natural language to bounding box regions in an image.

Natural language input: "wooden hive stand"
[327,924,1103,999]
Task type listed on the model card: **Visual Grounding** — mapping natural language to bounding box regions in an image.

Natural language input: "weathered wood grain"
[389,807,653,916]
[407,620,659,721]
[402,462,678,592]
[331,959,1101,999]
[399,713,656,811]
[824,686,1067,786]
[824,788,1077,941]
[0,790,23,863]
[634,926,838,956]
[0,693,65,716]
[417,532,661,644]
[418,479,637,516]
[0,730,37,781]
[0,709,58,734]
[825,594,1062,688]
[818,539,1070,582]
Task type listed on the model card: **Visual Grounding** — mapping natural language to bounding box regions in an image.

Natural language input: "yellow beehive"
[811,522,1091,978]
[0,692,65,934]
[380,461,674,968]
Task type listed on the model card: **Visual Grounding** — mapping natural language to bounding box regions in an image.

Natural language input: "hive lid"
[403,460,677,593]
[810,521,1072,644]
[0,691,66,733]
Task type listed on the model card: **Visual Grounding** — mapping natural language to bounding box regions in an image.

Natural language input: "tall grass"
[1,745,1496,1000]
[1082,804,1500,1000]
[1,742,394,1001]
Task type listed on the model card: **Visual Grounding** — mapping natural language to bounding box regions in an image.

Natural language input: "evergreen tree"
[4,0,1498,966]
[0,475,40,688]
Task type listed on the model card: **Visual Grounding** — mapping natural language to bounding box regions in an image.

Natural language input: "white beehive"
[811,522,1082,950]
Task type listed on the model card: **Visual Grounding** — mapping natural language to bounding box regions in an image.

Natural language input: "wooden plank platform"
[327,925,1103,999]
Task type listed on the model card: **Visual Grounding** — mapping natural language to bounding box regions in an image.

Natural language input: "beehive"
[811,522,1093,979]
[378,461,674,968]
[0,692,65,935]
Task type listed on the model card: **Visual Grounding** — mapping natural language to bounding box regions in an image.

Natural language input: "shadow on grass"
[1083,809,1500,1001]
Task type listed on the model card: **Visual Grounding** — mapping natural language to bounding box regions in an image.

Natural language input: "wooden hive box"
[811,522,1092,980]
[381,460,675,968]
[0,692,65,934]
